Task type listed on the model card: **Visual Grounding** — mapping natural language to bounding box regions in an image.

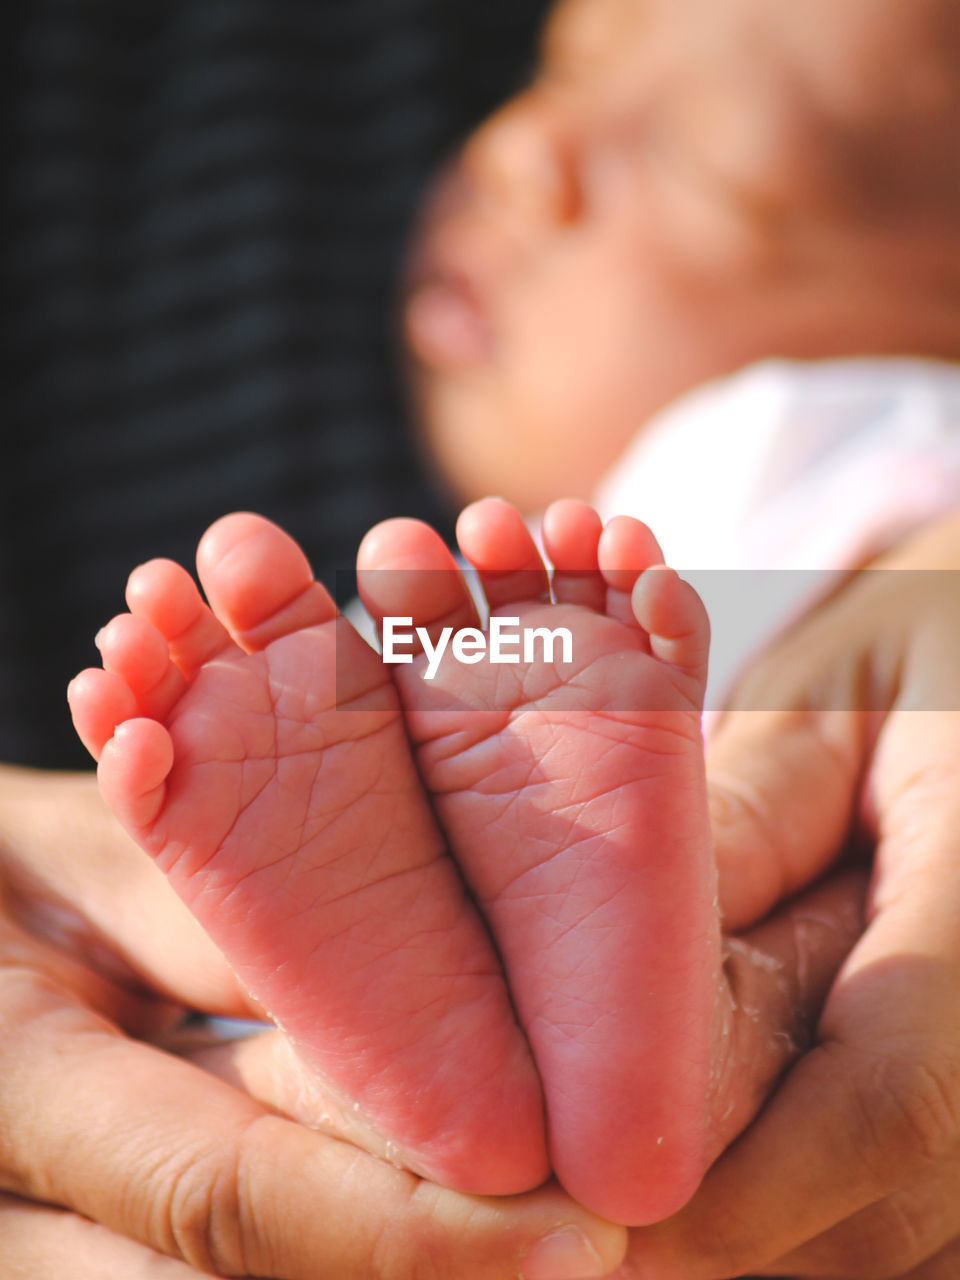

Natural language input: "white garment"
[592,358,960,706]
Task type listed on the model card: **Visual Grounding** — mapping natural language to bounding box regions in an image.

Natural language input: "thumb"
[0,973,628,1280]
[707,708,863,930]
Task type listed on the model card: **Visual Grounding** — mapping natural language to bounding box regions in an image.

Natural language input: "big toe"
[196,512,339,650]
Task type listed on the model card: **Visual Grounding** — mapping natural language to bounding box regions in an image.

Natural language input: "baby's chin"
[406,360,606,515]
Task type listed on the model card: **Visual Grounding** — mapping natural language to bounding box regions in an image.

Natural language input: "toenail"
[520,1227,608,1280]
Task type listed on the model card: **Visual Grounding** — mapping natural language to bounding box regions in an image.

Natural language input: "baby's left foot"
[359,499,722,1225]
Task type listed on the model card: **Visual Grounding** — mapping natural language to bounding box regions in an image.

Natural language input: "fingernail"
[520,1227,608,1280]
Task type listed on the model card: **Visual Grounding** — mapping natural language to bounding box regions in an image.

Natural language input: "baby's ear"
[461,90,584,228]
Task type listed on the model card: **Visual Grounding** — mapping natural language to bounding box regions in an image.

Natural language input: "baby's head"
[402,0,960,511]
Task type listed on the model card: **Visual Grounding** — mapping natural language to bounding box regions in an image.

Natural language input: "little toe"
[97,717,175,834]
[95,613,186,721]
[127,559,236,677]
[597,516,665,629]
[456,499,549,612]
[196,512,338,651]
[67,668,138,761]
[633,566,710,692]
[542,499,605,612]
[357,517,479,650]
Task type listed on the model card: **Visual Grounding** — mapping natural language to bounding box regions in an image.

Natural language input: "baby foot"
[68,514,546,1194]
[358,498,722,1225]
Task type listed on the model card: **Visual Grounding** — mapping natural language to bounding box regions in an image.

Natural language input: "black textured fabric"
[1,0,550,767]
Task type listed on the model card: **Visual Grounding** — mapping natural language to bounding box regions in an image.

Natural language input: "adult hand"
[622,512,960,1278]
[0,767,629,1279]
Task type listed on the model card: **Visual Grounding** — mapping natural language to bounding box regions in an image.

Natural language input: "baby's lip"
[403,165,497,371]
[404,268,494,370]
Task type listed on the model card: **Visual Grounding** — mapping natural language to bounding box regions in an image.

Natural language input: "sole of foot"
[69,512,547,1195]
[357,497,721,1224]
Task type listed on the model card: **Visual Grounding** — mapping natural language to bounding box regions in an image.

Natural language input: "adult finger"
[707,708,864,932]
[757,704,960,1277]
[621,875,960,1276]
[0,1192,209,1279]
[0,973,627,1280]
[0,904,181,1042]
[764,1152,960,1276]
[0,767,250,1016]
[623,639,960,1276]
[898,1238,960,1280]
[707,534,960,932]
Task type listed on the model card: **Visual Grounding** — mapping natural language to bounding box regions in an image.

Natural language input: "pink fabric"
[592,358,960,705]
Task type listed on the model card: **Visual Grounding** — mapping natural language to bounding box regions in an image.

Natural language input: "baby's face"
[402,0,790,511]
[402,0,960,511]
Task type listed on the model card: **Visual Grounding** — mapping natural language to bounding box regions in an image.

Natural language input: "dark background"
[1,0,551,767]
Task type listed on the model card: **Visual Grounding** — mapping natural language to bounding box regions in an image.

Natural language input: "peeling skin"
[186,1024,424,1175]
[261,1034,413,1169]
[723,936,786,976]
[706,946,739,1106]
[723,938,793,1033]
[705,935,797,1143]
[704,877,867,1158]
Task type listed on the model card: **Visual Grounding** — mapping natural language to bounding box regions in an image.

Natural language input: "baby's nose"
[462,94,581,228]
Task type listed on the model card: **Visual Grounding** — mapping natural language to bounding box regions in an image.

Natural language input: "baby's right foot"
[68,514,546,1194]
[359,499,722,1225]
